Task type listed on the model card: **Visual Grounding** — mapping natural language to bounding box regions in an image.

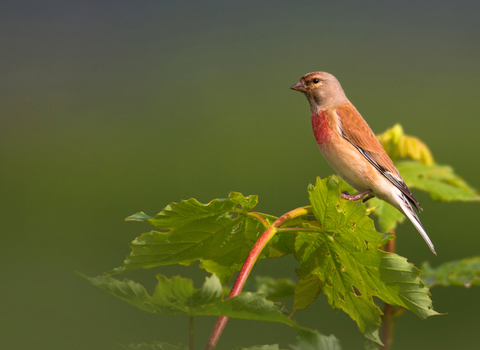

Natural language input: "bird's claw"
[341,190,373,202]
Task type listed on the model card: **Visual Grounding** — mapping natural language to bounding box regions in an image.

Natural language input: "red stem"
[203,207,311,350]
[382,234,396,350]
[189,316,194,350]
[382,303,394,350]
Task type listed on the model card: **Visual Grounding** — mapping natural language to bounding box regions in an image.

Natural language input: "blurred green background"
[2,1,480,349]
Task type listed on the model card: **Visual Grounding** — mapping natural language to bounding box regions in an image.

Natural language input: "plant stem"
[382,303,394,350]
[384,237,395,254]
[382,233,396,350]
[203,206,312,350]
[246,212,269,227]
[189,316,194,350]
[276,227,320,233]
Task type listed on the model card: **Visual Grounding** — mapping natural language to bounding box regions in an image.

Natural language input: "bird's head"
[290,72,348,112]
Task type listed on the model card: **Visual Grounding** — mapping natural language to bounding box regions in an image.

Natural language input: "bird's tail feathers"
[398,195,437,255]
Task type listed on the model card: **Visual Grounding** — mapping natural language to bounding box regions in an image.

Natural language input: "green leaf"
[81,273,294,325]
[421,257,480,288]
[126,212,154,222]
[245,276,295,301]
[234,345,281,350]
[293,275,321,312]
[367,161,479,232]
[291,327,342,350]
[113,192,276,284]
[294,176,438,344]
[341,177,404,233]
[121,342,283,350]
[363,341,380,350]
[148,192,258,229]
[266,230,296,257]
[377,124,434,165]
[367,197,405,233]
[338,178,356,194]
[397,161,480,202]
[120,342,188,350]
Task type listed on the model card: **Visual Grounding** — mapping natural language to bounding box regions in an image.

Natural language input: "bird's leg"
[341,189,372,201]
[362,194,374,203]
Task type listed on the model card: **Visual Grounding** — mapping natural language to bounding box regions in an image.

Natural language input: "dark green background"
[2,1,480,349]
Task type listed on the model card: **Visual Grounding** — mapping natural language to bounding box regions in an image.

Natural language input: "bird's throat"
[311,111,333,146]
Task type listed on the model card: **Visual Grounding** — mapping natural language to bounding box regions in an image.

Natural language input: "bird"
[290,72,436,255]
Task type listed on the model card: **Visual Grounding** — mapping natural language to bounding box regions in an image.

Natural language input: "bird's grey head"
[290,72,348,111]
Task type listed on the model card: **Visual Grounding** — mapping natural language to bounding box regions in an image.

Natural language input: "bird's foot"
[362,194,374,203]
[341,189,373,202]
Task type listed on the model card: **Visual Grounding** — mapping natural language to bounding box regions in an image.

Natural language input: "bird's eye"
[312,78,320,84]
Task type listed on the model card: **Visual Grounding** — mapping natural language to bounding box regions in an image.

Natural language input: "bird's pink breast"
[311,111,333,146]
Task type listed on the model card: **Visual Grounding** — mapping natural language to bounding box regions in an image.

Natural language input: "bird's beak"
[290,81,307,93]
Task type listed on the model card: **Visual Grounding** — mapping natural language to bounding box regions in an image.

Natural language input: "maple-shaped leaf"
[397,161,480,202]
[81,273,294,325]
[421,257,480,288]
[233,345,282,350]
[365,161,480,233]
[245,276,295,301]
[120,342,188,350]
[377,124,434,166]
[366,197,405,233]
[366,125,480,232]
[121,343,283,350]
[112,192,278,284]
[291,327,342,350]
[293,176,438,344]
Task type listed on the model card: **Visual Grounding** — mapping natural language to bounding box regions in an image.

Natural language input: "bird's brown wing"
[334,103,422,211]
